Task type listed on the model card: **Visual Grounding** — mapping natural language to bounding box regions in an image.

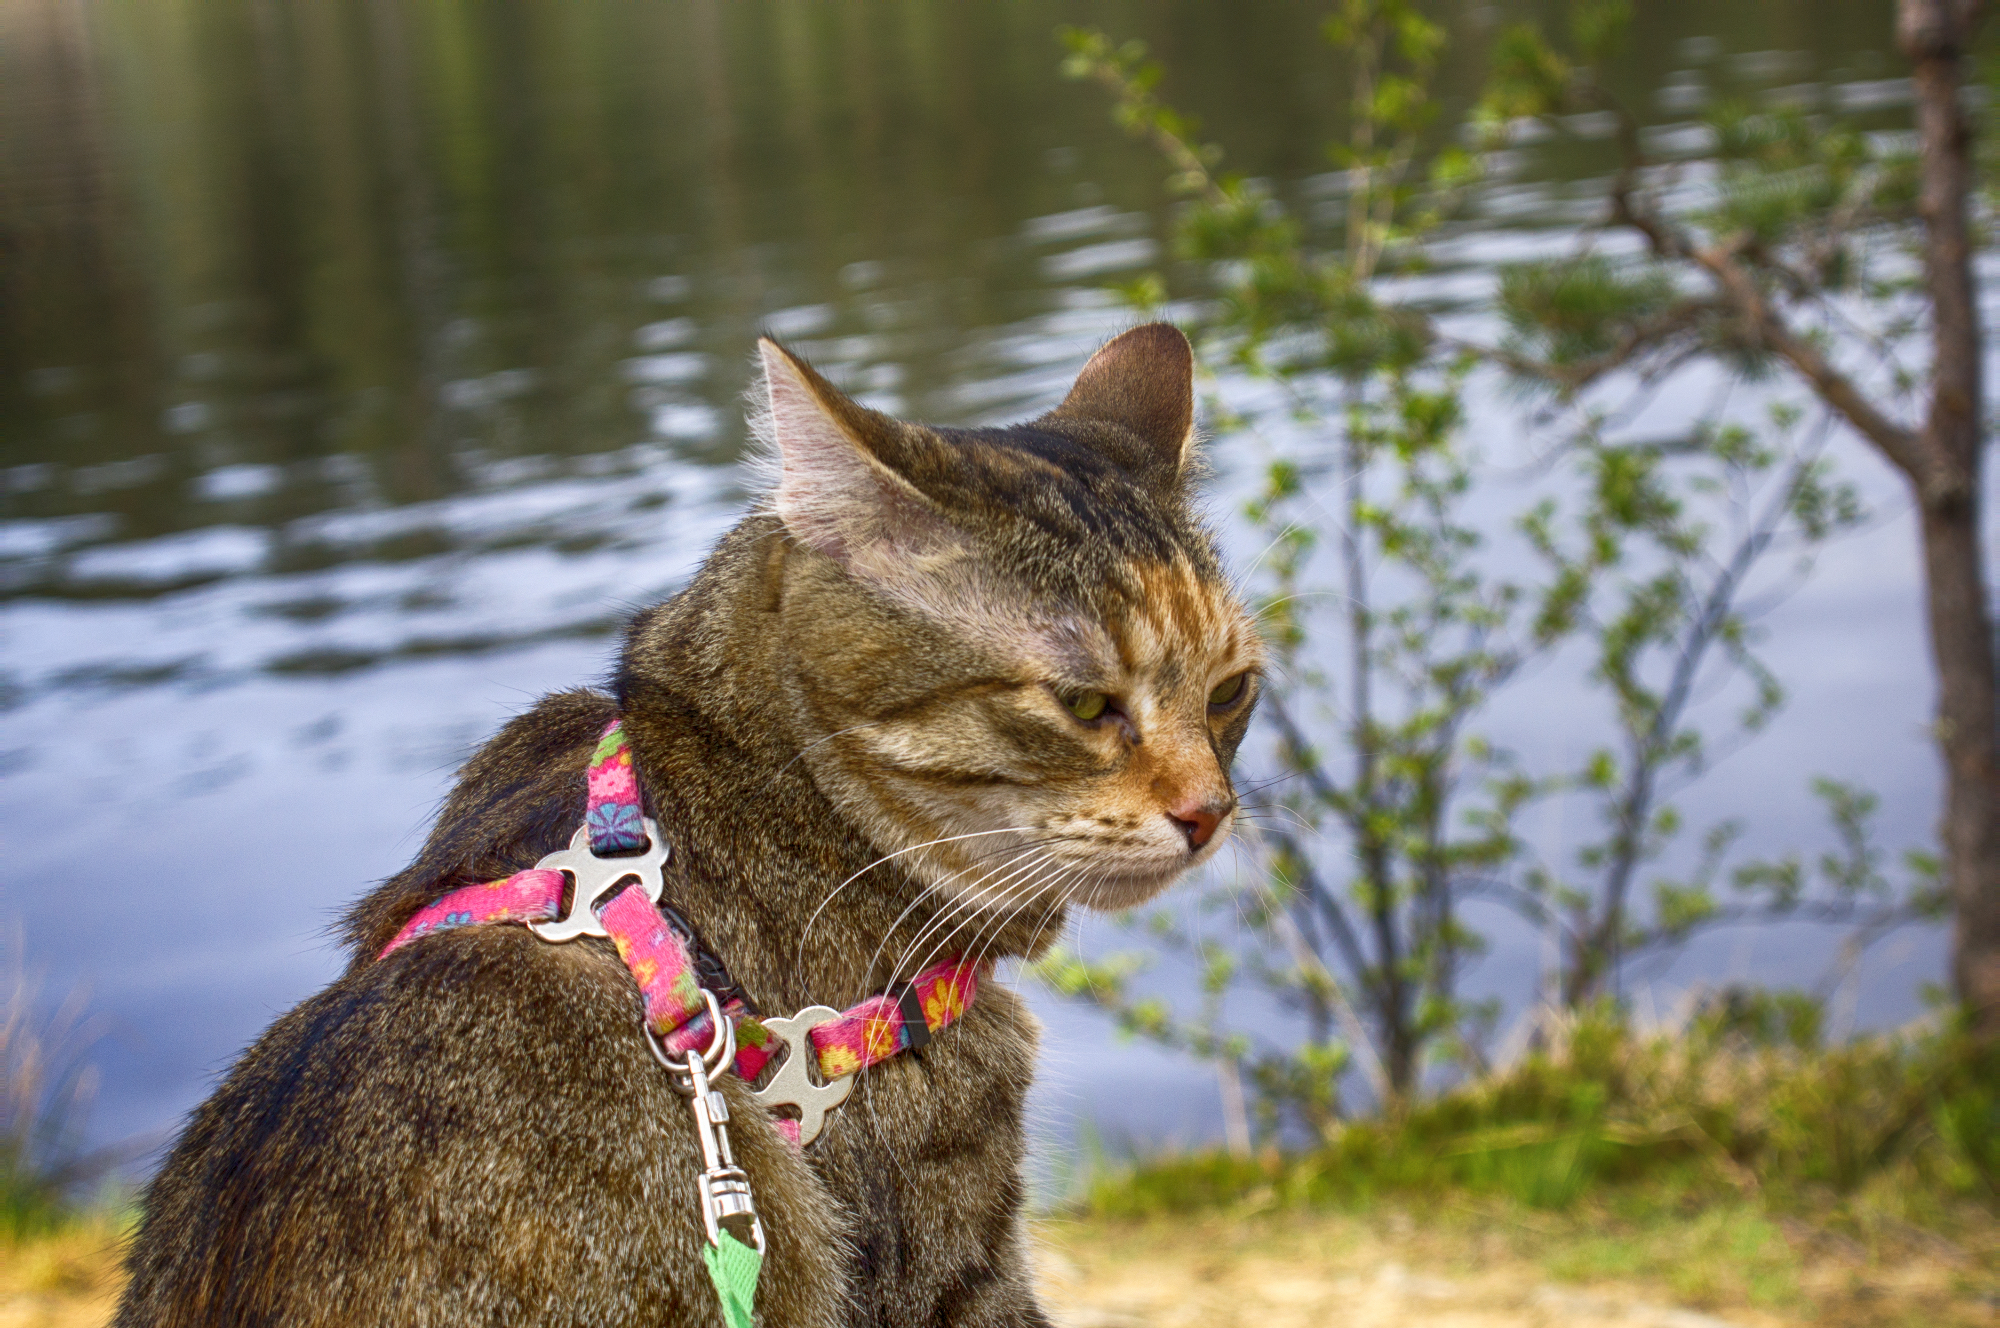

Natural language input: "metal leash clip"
[660,989,765,1253]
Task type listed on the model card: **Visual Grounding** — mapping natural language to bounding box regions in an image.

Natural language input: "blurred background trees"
[1046,0,1982,1146]
[1483,0,1999,1035]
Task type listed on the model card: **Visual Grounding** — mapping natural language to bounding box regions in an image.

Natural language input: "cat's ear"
[756,338,960,577]
[1049,323,1196,491]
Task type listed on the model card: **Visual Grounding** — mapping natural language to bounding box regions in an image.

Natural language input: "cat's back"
[118,925,701,1325]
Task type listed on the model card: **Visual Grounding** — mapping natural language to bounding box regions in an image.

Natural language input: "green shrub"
[1075,1002,2000,1220]
[1927,1035,2000,1198]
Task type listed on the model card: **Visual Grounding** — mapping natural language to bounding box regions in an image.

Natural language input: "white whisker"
[859,848,1050,997]
[963,860,1080,980]
[876,850,1059,993]
[796,825,1043,963]
[769,719,894,786]
[898,849,1087,995]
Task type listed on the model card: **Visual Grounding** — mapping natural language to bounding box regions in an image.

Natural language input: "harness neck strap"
[379,719,981,1096]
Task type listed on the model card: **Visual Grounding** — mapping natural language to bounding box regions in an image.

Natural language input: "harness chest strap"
[379,719,981,1125]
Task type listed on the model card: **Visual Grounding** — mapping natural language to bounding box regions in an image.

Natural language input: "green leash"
[703,1231,763,1328]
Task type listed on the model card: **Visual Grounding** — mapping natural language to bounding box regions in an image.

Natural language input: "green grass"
[1059,1011,2000,1321]
[1541,1203,1799,1307]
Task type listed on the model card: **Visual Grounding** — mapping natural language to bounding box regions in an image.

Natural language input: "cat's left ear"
[1048,322,1196,493]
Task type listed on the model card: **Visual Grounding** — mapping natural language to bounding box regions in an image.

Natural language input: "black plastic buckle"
[893,983,931,1050]
[655,899,757,1016]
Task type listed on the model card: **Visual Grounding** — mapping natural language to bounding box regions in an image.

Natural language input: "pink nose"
[1168,797,1233,850]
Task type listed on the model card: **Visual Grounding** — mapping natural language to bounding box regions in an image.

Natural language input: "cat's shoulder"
[340,687,616,959]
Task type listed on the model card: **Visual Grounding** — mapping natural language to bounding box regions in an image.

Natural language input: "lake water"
[0,0,1977,1165]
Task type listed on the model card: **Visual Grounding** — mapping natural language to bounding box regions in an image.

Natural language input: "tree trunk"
[1922,498,2000,1026]
[1900,0,2000,1033]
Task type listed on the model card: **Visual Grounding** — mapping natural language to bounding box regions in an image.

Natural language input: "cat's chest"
[644,794,1046,1302]
[796,990,1040,1298]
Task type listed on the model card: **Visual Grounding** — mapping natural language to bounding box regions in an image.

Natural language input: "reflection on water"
[0,0,1941,1152]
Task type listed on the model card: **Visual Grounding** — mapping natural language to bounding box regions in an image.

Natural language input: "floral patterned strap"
[381,868,567,954]
[381,873,774,1070]
[585,719,647,855]
[381,878,976,1087]
[384,719,642,954]
[592,902,978,1085]
[383,883,978,1086]
[806,959,980,1080]
[598,884,767,1074]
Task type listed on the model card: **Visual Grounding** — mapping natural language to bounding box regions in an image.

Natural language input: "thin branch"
[1593,138,1941,490]
[1460,300,1723,396]
[1270,905,1392,1104]
[1261,690,1347,809]
[1262,824,1373,984]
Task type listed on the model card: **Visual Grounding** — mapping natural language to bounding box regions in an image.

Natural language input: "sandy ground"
[1034,1207,1998,1328]
[3,1207,1992,1327]
[0,1226,121,1328]
[1037,1218,1778,1328]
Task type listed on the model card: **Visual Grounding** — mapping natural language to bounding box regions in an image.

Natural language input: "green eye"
[1208,674,1247,708]
[1065,691,1110,722]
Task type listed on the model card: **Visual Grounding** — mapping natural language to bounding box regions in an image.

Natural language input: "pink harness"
[379,718,980,1147]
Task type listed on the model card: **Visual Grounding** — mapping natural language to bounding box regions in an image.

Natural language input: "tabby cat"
[116,323,1262,1327]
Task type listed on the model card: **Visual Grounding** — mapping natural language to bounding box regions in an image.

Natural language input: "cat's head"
[757,324,1262,914]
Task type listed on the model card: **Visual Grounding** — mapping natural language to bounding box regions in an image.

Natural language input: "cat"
[115,322,1263,1328]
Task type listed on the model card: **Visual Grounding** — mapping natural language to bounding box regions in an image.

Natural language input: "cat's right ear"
[1049,322,1196,494]
[756,338,960,578]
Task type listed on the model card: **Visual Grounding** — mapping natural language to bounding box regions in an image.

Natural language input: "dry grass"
[0,1220,126,1328]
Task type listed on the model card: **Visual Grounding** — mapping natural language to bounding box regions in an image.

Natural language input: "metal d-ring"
[650,987,736,1090]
